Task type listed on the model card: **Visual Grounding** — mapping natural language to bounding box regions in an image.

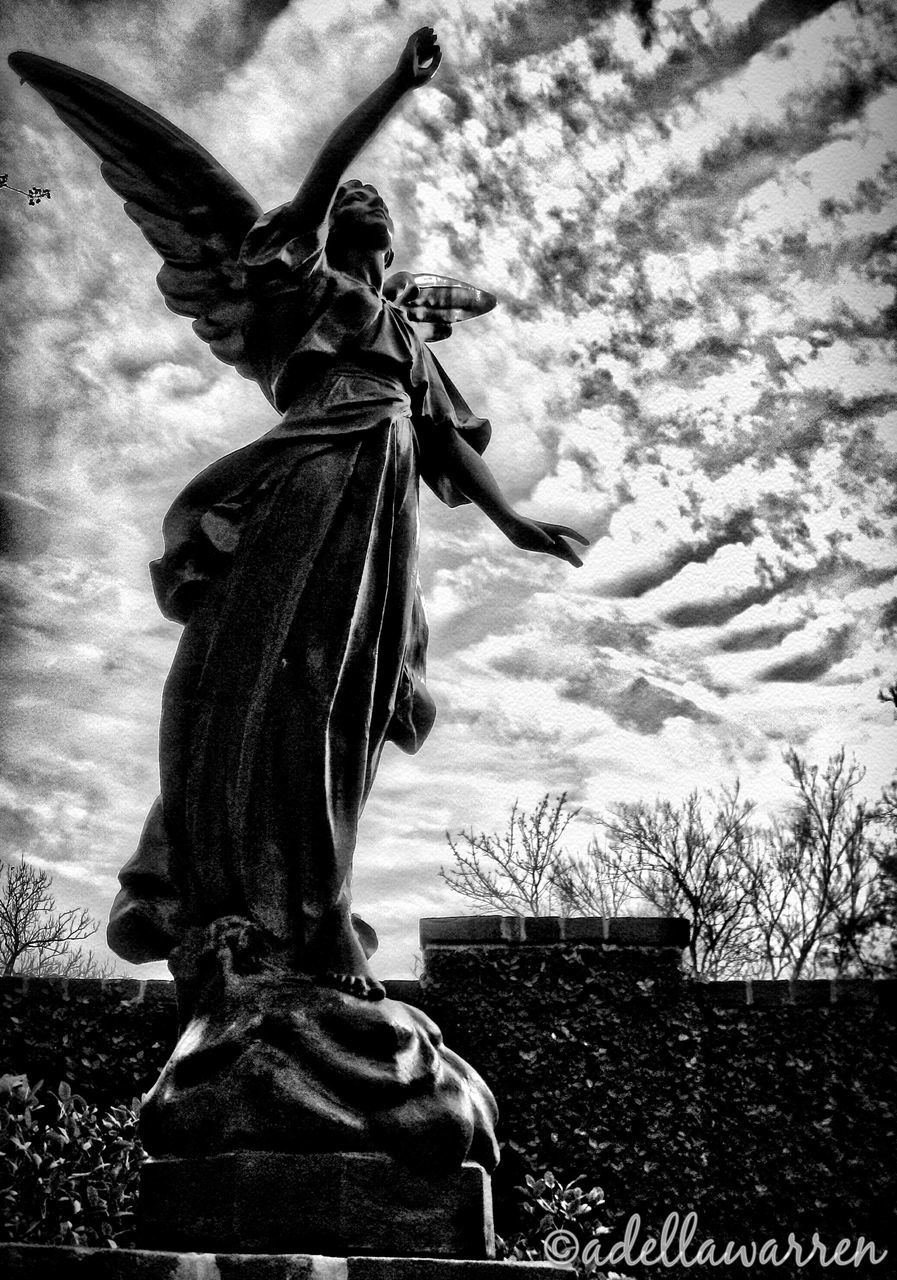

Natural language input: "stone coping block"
[0,975,419,1006]
[138,1152,494,1258]
[0,975,176,1003]
[4,963,893,1013]
[420,915,689,949]
[382,979,422,1006]
[750,979,791,1006]
[0,1246,566,1280]
[693,978,897,1007]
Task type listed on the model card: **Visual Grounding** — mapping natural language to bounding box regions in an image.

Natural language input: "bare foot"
[309,909,385,1001]
[324,970,386,1001]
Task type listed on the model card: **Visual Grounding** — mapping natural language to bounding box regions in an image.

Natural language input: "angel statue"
[9,31,586,1181]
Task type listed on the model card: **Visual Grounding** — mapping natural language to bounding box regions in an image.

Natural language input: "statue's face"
[329,180,394,254]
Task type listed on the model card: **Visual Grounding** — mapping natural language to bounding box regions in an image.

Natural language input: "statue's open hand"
[395,27,442,89]
[383,271,420,307]
[384,270,453,341]
[503,516,589,567]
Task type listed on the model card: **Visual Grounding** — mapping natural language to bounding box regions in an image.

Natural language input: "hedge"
[422,941,897,1279]
[0,979,177,1108]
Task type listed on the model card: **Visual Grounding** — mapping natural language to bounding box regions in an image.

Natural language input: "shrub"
[0,1073,145,1247]
[499,1169,636,1279]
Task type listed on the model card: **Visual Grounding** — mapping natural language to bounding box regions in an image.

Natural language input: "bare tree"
[586,753,891,979]
[441,788,761,968]
[441,794,580,916]
[593,786,762,978]
[441,751,895,979]
[0,857,113,978]
[750,749,889,978]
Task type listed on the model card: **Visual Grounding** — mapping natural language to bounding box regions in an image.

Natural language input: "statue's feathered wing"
[8,52,261,379]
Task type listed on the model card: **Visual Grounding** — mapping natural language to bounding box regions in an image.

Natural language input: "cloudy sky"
[1,0,895,980]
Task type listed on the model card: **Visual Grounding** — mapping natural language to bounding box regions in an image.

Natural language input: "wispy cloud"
[756,622,855,682]
[598,509,758,598]
[2,0,895,979]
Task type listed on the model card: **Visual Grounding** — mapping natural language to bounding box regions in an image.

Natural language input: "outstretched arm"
[437,431,589,567]
[284,27,441,231]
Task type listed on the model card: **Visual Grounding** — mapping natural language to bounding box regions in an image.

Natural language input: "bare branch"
[441,794,580,916]
[0,172,52,204]
[877,679,897,713]
[744,749,889,978]
[0,857,111,978]
[551,836,634,916]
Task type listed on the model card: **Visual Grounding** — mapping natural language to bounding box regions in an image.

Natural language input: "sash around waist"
[275,365,413,436]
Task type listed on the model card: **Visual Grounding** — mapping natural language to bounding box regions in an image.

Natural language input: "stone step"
[0,1245,566,1279]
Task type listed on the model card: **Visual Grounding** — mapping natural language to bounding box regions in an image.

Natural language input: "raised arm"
[285,27,441,232]
[436,431,589,567]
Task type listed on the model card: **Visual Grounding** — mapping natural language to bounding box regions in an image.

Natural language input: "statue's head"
[327,180,395,269]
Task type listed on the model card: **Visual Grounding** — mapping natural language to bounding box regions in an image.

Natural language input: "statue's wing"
[8,52,262,379]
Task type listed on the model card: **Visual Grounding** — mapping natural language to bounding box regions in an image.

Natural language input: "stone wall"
[2,917,895,1274]
[418,917,897,1275]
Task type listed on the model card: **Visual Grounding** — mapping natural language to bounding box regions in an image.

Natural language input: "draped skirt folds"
[110,408,431,964]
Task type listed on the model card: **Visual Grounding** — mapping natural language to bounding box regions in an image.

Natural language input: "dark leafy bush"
[0,1073,145,1247]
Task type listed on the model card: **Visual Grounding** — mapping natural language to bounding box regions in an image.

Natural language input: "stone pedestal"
[138,1152,495,1258]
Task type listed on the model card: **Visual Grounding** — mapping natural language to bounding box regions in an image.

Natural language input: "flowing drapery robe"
[107,206,491,966]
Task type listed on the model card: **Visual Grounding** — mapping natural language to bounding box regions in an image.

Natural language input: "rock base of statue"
[139,918,498,1172]
[138,1151,494,1257]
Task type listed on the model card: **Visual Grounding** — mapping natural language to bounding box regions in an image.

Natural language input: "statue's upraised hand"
[395,27,442,89]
